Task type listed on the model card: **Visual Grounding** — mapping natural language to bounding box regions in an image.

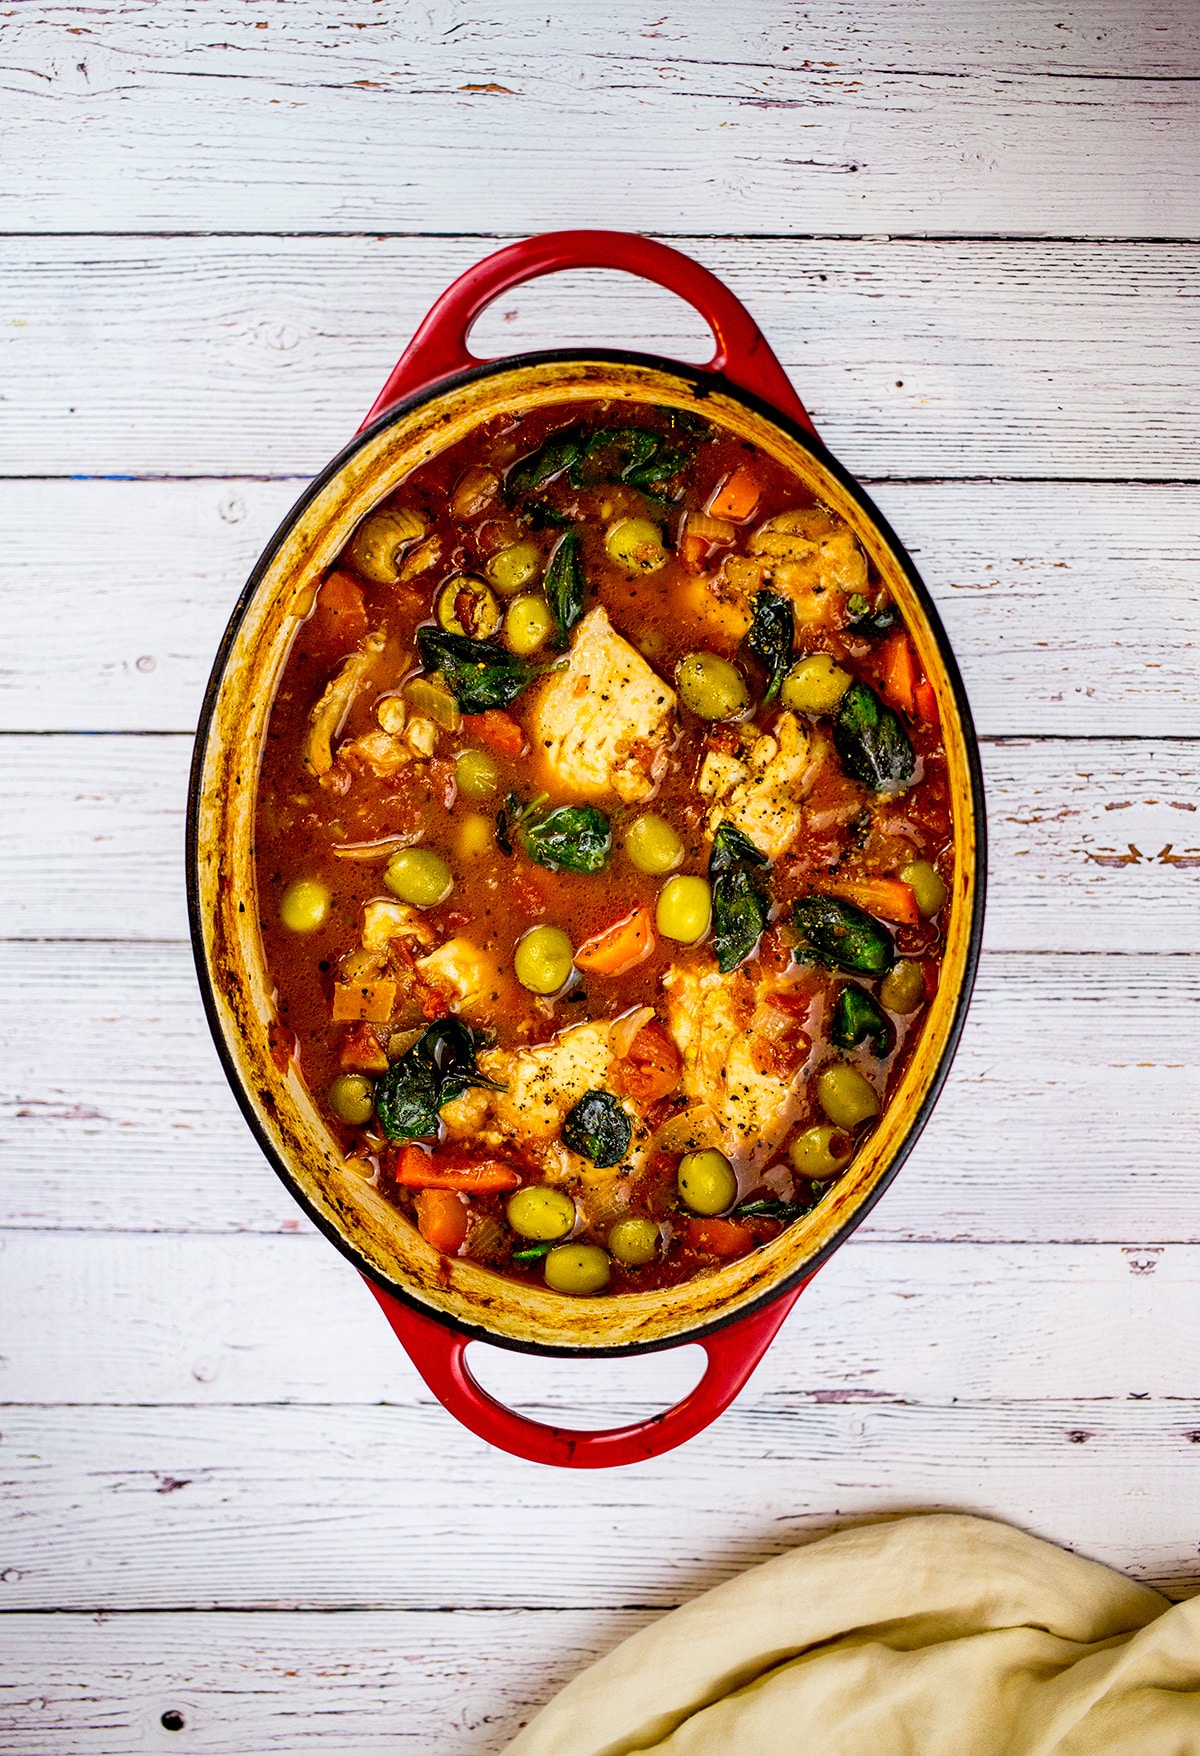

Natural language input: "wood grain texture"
[0,1609,648,1755]
[1,479,1195,737]
[3,237,1198,480]
[1,1234,1194,1407]
[2,942,1196,1243]
[3,2,1198,236]
[4,733,1198,949]
[4,1400,1199,1611]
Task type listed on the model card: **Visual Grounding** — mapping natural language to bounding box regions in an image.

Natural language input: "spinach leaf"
[846,594,899,640]
[375,1019,506,1143]
[543,527,587,646]
[506,426,586,496]
[743,591,794,705]
[834,680,915,793]
[512,1240,556,1266]
[709,820,771,974]
[736,1198,814,1222]
[791,894,895,976]
[831,983,893,1055]
[517,799,611,874]
[567,426,658,488]
[562,1090,632,1168]
[523,500,570,530]
[415,628,537,714]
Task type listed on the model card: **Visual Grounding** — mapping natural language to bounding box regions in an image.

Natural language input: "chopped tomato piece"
[680,531,710,573]
[573,906,655,977]
[415,1187,469,1254]
[707,466,761,523]
[879,631,918,719]
[339,1021,389,1073]
[683,1216,756,1259]
[461,710,527,757]
[393,1145,522,1192]
[612,1021,683,1105]
[914,678,939,726]
[820,875,919,927]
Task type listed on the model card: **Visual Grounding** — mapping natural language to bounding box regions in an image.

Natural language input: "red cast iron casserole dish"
[188,232,986,1467]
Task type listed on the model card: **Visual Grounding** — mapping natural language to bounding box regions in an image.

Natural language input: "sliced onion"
[609,1005,656,1062]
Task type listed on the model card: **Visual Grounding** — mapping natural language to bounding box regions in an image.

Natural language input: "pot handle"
[363,1274,810,1468]
[360,230,816,436]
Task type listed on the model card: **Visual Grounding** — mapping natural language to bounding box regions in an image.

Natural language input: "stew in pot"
[255,400,953,1296]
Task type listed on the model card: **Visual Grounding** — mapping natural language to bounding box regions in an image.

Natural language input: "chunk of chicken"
[662,958,811,1169]
[361,900,436,952]
[479,1020,615,1141]
[415,938,504,1017]
[304,631,387,776]
[529,606,676,803]
[697,711,817,859]
[715,507,868,630]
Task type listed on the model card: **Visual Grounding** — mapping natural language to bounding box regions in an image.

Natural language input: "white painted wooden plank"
[1,479,1195,738]
[0,1608,649,1756]
[1,1234,1194,1407]
[4,3,1197,236]
[3,734,1198,949]
[1,943,1196,1243]
[3,1399,1199,1609]
[3,238,1197,480]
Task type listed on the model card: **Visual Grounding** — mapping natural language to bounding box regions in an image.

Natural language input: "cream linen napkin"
[504,1514,1200,1755]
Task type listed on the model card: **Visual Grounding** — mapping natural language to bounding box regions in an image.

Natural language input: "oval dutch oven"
[188,231,986,1469]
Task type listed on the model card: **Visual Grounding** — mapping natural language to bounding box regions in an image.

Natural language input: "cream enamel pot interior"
[188,231,986,1467]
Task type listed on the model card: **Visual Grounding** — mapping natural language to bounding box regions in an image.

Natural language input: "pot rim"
[187,344,987,1360]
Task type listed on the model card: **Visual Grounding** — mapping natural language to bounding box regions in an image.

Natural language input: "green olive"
[624,813,685,876]
[608,1216,660,1266]
[486,540,541,596]
[544,1243,611,1295]
[790,1124,854,1180]
[676,652,749,721]
[329,1073,374,1126]
[677,1148,737,1216]
[383,847,453,908]
[880,958,924,1014]
[901,859,948,918]
[436,576,501,640]
[816,1064,880,1129]
[656,875,712,944]
[781,653,852,715]
[456,748,500,800]
[605,516,667,574]
[507,1185,576,1242]
[505,593,554,655]
[280,877,331,934]
[514,925,574,994]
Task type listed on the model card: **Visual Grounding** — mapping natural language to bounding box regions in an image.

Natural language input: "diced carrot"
[879,631,918,719]
[415,1187,469,1254]
[573,906,656,977]
[820,875,919,927]
[460,710,527,757]
[914,678,939,726]
[707,466,761,523]
[339,1021,389,1073]
[612,1021,682,1105]
[393,1145,522,1193]
[683,1216,756,1259]
[331,977,397,1023]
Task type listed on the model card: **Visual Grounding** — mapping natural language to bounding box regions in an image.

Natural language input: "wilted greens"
[375,1020,506,1143]
[562,1089,632,1167]
[415,628,538,714]
[791,894,895,975]
[743,591,794,705]
[834,680,915,793]
[511,794,612,874]
[709,821,771,973]
[831,983,893,1055]
[543,527,587,645]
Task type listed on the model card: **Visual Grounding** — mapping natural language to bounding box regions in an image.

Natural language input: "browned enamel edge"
[187,350,987,1357]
